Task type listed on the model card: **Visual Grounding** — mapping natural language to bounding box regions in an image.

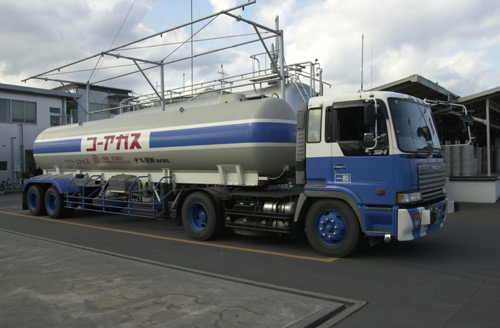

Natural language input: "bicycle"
[0,178,15,194]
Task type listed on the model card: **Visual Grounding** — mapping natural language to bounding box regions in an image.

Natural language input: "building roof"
[456,85,500,133]
[54,83,132,94]
[370,74,459,101]
[458,85,500,105]
[0,83,79,99]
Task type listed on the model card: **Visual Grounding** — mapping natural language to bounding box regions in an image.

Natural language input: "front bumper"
[397,199,448,241]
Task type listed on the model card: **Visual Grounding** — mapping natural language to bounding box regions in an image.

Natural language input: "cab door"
[304,105,333,185]
[327,100,393,205]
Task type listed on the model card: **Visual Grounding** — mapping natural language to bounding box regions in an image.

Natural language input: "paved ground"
[0,192,499,327]
[0,230,363,328]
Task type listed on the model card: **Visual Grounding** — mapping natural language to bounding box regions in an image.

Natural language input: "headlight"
[397,191,422,204]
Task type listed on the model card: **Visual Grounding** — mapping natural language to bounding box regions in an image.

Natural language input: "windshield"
[389,98,441,153]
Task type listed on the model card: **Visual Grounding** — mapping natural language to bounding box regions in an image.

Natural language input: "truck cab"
[297,91,447,250]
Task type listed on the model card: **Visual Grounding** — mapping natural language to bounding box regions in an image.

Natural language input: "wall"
[0,90,66,184]
[446,179,500,203]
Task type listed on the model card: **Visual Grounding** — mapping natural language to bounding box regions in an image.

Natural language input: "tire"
[181,192,223,240]
[27,185,46,216]
[45,186,67,219]
[305,199,360,257]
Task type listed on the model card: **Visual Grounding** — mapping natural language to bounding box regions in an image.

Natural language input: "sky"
[0,0,499,98]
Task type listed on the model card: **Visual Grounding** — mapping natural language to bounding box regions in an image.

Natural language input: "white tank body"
[33,95,297,177]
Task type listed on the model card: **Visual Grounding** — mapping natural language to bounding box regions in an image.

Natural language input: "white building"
[0,83,78,184]
[0,83,133,185]
[54,83,132,122]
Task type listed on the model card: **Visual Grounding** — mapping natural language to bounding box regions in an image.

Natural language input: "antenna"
[370,42,374,91]
[190,0,194,97]
[360,33,364,92]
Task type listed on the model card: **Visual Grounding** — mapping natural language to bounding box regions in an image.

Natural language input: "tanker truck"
[23,91,449,257]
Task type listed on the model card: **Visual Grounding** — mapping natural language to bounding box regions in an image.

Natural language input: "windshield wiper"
[417,145,434,151]
[416,145,443,157]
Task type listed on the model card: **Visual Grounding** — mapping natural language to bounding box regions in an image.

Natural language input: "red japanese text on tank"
[86,133,142,152]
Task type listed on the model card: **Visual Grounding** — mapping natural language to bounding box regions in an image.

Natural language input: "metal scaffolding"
[22,1,295,116]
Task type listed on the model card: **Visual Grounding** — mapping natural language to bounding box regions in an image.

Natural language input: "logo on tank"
[85,133,142,152]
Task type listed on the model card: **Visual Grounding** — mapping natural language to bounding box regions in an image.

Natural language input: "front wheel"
[181,192,223,240]
[305,199,360,257]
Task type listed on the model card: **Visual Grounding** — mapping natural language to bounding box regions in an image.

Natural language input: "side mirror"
[461,114,474,127]
[363,132,374,144]
[364,104,376,126]
[417,126,432,142]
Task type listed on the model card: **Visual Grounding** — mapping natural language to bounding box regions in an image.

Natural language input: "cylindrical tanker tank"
[33,95,297,178]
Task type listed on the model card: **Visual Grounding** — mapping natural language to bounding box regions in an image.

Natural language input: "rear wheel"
[182,192,223,240]
[305,199,360,257]
[27,185,46,216]
[45,186,67,219]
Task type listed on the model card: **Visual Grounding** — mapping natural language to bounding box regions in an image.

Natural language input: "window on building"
[0,161,7,171]
[0,99,10,123]
[25,101,37,123]
[11,100,37,124]
[50,107,61,126]
[12,100,24,123]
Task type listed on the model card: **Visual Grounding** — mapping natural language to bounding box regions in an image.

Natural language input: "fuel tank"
[33,95,297,177]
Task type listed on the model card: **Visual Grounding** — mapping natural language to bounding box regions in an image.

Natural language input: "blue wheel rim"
[47,191,57,213]
[315,210,346,245]
[188,202,208,231]
[29,191,38,210]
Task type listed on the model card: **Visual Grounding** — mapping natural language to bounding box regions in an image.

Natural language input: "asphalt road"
[1,192,499,327]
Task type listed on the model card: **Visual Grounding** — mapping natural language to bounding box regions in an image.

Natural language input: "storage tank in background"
[450,141,461,176]
[461,144,474,176]
[443,143,451,177]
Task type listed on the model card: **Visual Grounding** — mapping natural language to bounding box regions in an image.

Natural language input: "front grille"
[418,163,446,202]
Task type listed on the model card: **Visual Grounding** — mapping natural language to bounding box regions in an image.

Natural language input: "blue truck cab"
[297,91,448,252]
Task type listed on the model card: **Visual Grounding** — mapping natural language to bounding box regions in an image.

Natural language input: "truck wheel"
[27,185,46,216]
[305,199,360,257]
[182,192,222,240]
[45,186,66,219]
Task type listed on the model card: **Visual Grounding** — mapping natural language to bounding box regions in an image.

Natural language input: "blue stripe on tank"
[33,138,82,154]
[149,122,296,148]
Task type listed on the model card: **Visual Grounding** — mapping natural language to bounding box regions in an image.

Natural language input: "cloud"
[1,0,499,99]
[209,0,238,13]
[0,0,154,89]
[251,0,500,96]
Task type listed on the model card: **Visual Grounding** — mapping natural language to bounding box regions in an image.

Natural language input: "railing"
[86,61,329,120]
[65,175,173,219]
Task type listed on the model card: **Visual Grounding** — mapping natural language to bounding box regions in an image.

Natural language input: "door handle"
[334,165,346,169]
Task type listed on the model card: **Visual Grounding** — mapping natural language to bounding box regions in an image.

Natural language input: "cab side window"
[307,108,322,143]
[327,102,389,156]
[337,106,365,141]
